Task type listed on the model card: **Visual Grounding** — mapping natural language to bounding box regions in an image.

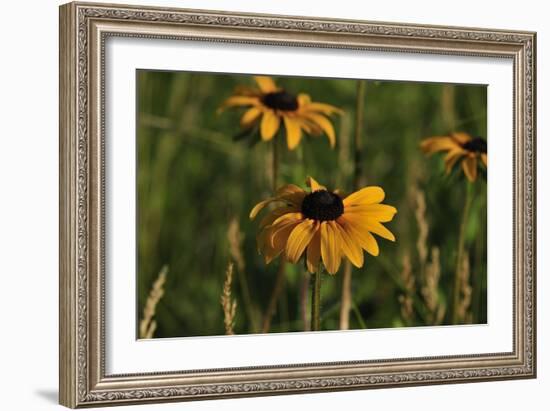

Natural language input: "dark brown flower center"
[262,90,299,111]
[462,137,487,154]
[301,190,344,221]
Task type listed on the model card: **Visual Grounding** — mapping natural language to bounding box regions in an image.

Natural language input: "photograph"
[136,71,488,339]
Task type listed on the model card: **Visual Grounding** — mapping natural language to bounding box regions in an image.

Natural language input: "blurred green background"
[136,70,487,338]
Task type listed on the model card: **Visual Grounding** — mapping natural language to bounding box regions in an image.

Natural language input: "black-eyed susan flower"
[420,132,487,182]
[219,76,342,150]
[250,177,397,275]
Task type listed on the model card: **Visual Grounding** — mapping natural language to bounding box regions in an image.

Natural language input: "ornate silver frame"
[59,1,536,408]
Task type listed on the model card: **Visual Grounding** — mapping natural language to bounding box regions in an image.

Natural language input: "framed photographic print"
[59,1,537,408]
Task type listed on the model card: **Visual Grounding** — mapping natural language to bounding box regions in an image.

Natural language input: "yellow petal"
[263,246,283,265]
[240,106,262,127]
[359,230,379,256]
[283,116,302,150]
[362,220,396,241]
[218,96,260,112]
[286,220,318,263]
[340,213,395,241]
[420,136,461,154]
[276,184,304,196]
[276,187,307,208]
[275,184,307,207]
[267,220,302,262]
[275,186,306,209]
[260,111,280,141]
[297,117,322,135]
[254,76,278,93]
[259,206,297,228]
[285,193,307,208]
[444,149,466,174]
[303,112,336,147]
[335,222,364,268]
[338,216,379,256]
[271,212,304,228]
[269,218,300,242]
[250,190,305,220]
[321,222,342,274]
[451,132,472,144]
[297,93,311,106]
[481,153,488,168]
[343,204,397,222]
[345,203,397,214]
[306,176,326,192]
[250,197,275,220]
[306,228,321,273]
[343,186,385,206]
[303,102,343,115]
[277,186,307,208]
[462,156,477,182]
[264,223,298,264]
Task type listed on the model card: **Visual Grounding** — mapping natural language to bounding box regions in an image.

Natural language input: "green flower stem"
[300,273,311,331]
[311,266,323,331]
[353,80,366,189]
[340,79,366,329]
[452,182,474,324]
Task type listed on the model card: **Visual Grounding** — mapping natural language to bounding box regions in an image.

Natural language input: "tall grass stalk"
[455,252,473,324]
[422,247,446,325]
[220,262,237,335]
[414,187,429,275]
[139,265,168,339]
[441,84,456,130]
[452,183,473,324]
[398,253,415,325]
